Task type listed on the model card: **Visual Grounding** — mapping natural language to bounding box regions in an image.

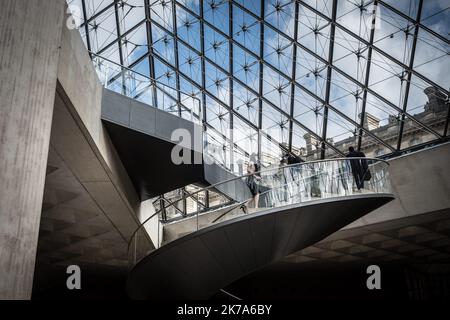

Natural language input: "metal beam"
[164,1,445,143]
[320,0,337,159]
[147,16,344,155]
[172,0,182,116]
[113,0,125,94]
[358,0,378,151]
[144,0,158,108]
[229,1,235,171]
[81,0,92,58]
[258,0,265,160]
[199,0,207,125]
[397,0,423,150]
[288,0,300,152]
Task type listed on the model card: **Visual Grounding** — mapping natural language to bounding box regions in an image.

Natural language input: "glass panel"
[233,4,261,55]
[296,47,327,100]
[334,27,368,82]
[72,0,449,163]
[204,0,229,33]
[204,25,229,72]
[84,0,114,16]
[265,0,296,38]
[420,1,450,39]
[325,109,359,154]
[178,0,200,15]
[261,101,290,147]
[399,115,442,149]
[262,65,291,113]
[152,25,175,65]
[129,58,153,105]
[374,4,414,65]
[330,71,364,123]
[121,22,148,66]
[178,42,202,85]
[154,59,177,87]
[204,127,228,163]
[260,134,284,167]
[413,28,450,90]
[292,122,323,161]
[205,61,230,104]
[205,96,230,137]
[298,3,330,60]
[264,27,293,77]
[302,0,333,18]
[179,75,202,121]
[233,44,260,92]
[360,131,391,158]
[381,0,420,19]
[406,76,448,136]
[88,6,118,53]
[233,80,260,124]
[293,86,324,137]
[363,92,402,149]
[118,0,145,34]
[176,4,201,51]
[232,116,259,174]
[235,0,261,16]
[336,0,375,41]
[369,51,407,108]
[150,0,174,31]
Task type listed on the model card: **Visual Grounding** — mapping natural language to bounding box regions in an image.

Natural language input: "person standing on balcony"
[246,162,261,209]
[346,146,368,190]
[282,152,304,200]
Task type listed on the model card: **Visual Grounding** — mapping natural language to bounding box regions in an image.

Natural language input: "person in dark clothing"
[281,152,305,198]
[346,146,368,190]
[246,162,261,208]
[282,152,304,165]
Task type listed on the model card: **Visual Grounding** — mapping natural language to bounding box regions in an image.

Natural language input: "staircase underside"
[103,120,205,200]
[127,193,394,299]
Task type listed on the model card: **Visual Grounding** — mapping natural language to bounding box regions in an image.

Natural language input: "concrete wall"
[102,89,203,154]
[139,199,162,249]
[0,1,155,298]
[57,24,140,213]
[344,142,450,229]
[0,0,65,299]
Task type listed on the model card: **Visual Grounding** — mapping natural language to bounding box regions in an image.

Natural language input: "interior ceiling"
[36,146,128,268]
[68,0,449,162]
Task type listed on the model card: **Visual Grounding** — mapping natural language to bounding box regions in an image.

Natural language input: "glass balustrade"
[128,158,392,268]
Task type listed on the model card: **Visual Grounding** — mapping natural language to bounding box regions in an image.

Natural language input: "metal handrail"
[127,157,389,253]
[210,162,389,224]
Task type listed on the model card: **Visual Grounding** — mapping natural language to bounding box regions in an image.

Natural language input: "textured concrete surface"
[57,26,140,213]
[102,89,202,153]
[0,0,65,299]
[1,2,154,299]
[345,142,450,229]
[36,146,129,268]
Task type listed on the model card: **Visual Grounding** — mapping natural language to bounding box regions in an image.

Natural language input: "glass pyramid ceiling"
[67,0,449,167]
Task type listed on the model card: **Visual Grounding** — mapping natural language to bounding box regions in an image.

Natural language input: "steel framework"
[70,0,449,164]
